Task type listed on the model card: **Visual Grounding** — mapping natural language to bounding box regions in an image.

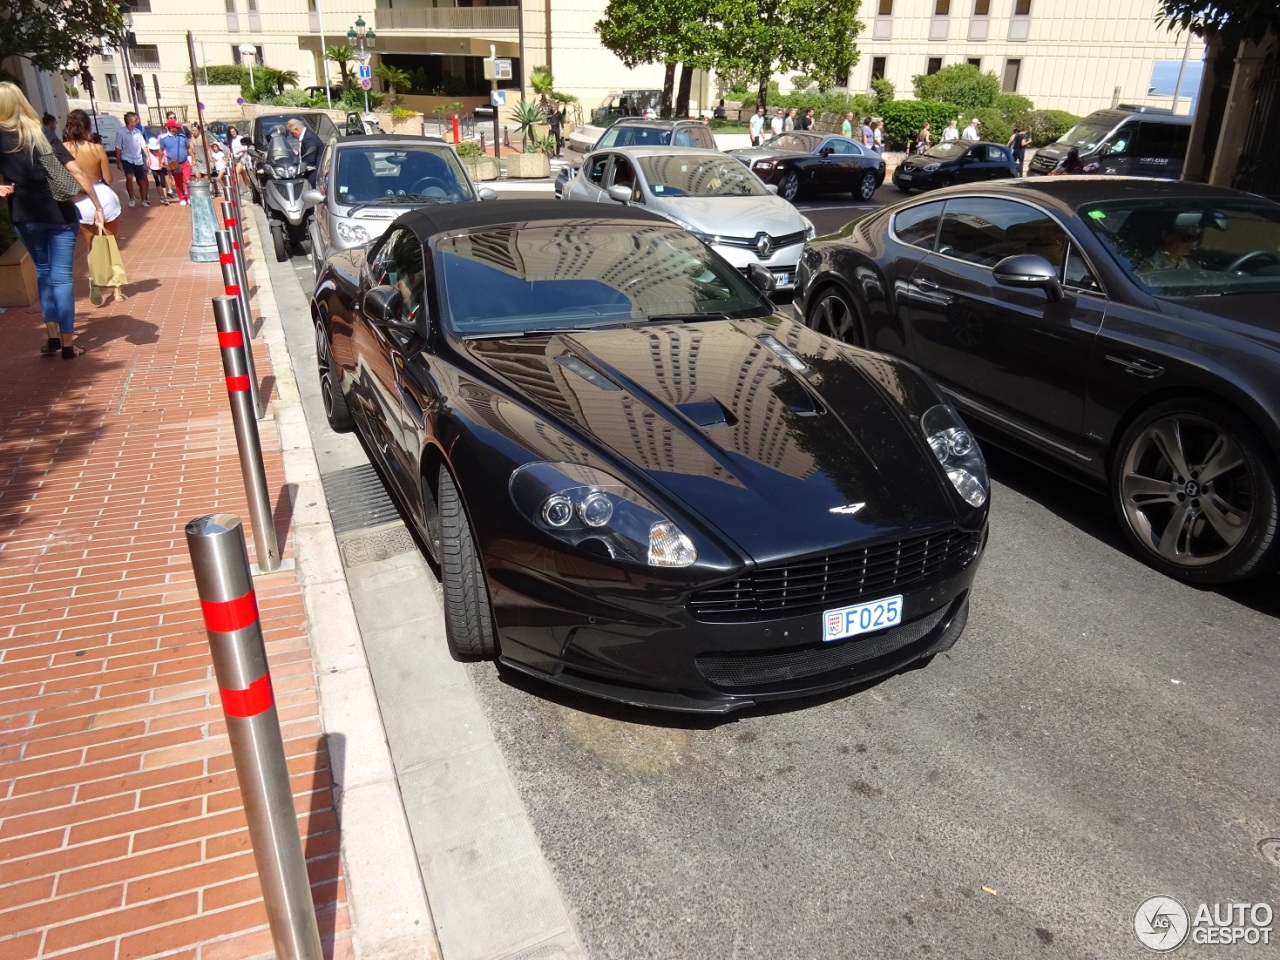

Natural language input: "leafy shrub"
[972,106,1012,146]
[993,93,1034,128]
[912,63,1001,114]
[877,99,958,150]
[1028,109,1080,146]
[390,107,418,120]
[187,64,247,87]
[774,89,875,121]
[339,86,384,110]
[455,140,482,159]
[269,89,311,107]
[870,76,895,110]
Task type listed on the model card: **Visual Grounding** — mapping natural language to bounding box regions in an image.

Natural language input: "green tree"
[877,99,957,150]
[870,75,894,110]
[273,69,300,95]
[1,0,126,73]
[529,65,577,115]
[596,0,700,116]
[376,64,412,108]
[911,63,1000,114]
[1158,0,1280,42]
[325,45,356,90]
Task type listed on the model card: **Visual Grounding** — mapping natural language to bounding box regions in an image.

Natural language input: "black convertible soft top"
[398,199,667,241]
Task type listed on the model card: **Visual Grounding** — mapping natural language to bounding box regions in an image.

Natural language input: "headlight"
[921,405,988,507]
[510,461,697,567]
[802,217,816,241]
[336,221,370,243]
[753,160,775,172]
[922,163,941,173]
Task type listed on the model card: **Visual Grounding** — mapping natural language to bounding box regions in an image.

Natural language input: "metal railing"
[374,5,518,31]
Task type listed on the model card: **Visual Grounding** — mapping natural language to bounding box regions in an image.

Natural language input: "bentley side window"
[938,197,1061,268]
[892,201,945,251]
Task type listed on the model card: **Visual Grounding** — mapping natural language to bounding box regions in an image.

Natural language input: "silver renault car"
[303,134,495,279]
[563,145,815,295]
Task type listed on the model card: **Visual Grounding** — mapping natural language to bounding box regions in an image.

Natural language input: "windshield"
[637,155,769,197]
[1081,198,1280,296]
[923,141,969,161]
[1056,120,1115,151]
[335,147,473,205]
[760,133,821,154]
[596,125,671,148]
[437,222,768,336]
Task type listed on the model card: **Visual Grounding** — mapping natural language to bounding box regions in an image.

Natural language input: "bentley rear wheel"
[779,172,800,202]
[805,286,862,346]
[857,171,878,200]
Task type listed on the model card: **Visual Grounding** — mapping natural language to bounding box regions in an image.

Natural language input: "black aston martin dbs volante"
[311,200,989,712]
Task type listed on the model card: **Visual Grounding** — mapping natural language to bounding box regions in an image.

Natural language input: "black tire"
[856,171,878,201]
[805,285,862,345]
[779,172,800,202]
[315,321,353,432]
[1111,399,1278,584]
[250,181,261,206]
[271,224,288,262]
[937,175,955,189]
[439,467,498,659]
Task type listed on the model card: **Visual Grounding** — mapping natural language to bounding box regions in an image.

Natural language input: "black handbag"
[37,144,80,202]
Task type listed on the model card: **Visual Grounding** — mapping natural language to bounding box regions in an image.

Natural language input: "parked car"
[311,200,989,712]
[304,135,496,280]
[729,132,885,202]
[892,141,1017,192]
[794,178,1280,584]
[590,89,663,126]
[563,146,815,295]
[555,118,717,198]
[1028,105,1192,178]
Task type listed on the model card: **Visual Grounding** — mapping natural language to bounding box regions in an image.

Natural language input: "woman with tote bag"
[63,109,125,305]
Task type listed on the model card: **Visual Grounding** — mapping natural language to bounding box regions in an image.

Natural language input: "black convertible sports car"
[729,132,886,203]
[312,200,989,712]
[795,178,1280,585]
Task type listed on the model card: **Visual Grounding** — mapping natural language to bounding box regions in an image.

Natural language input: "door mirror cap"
[606,184,632,204]
[992,254,1065,302]
[363,284,413,328]
[477,187,498,201]
[747,262,777,295]
[302,188,325,207]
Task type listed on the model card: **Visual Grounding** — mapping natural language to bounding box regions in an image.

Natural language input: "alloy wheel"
[807,289,860,344]
[780,172,800,202]
[858,172,877,200]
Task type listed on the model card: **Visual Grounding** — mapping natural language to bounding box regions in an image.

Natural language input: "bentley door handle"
[916,278,940,291]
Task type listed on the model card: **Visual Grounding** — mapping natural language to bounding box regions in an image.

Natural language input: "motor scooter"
[254,126,314,262]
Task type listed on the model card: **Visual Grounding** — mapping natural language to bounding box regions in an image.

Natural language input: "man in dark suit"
[286,118,325,185]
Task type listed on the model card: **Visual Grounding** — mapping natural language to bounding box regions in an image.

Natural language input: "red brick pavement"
[0,187,354,959]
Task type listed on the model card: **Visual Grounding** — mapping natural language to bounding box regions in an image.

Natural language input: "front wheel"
[271,224,288,262]
[1111,399,1278,584]
[439,467,498,659]
[856,171,878,200]
[805,286,862,345]
[315,321,352,432]
[779,172,800,202]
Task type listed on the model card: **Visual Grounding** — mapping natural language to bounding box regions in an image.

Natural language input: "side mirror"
[363,285,409,327]
[747,262,777,296]
[764,183,779,195]
[992,254,1064,302]
[477,187,498,201]
[606,184,632,204]
[302,188,325,207]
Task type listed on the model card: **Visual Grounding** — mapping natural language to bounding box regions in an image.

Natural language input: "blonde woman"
[0,82,103,358]
[63,109,124,305]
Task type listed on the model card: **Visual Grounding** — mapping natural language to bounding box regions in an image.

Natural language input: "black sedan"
[312,200,989,712]
[892,140,1017,193]
[795,178,1280,584]
[729,132,885,202]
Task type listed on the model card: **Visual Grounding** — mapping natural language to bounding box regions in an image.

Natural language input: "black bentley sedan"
[892,140,1017,193]
[729,132,886,202]
[312,200,989,712]
[794,178,1280,585]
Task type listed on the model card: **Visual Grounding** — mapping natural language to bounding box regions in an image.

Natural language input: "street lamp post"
[346,16,376,115]
[239,44,257,94]
[118,3,141,120]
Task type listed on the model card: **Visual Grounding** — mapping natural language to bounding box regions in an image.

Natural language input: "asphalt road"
[287,194,1280,960]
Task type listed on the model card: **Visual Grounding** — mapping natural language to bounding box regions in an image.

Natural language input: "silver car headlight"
[802,217,816,241]
[921,405,988,507]
[510,462,697,567]
[336,221,370,244]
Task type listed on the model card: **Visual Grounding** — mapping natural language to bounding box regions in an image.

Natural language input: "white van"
[87,114,127,159]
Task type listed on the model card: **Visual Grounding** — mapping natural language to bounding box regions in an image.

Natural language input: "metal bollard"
[215,230,264,420]
[185,514,322,960]
[212,295,280,572]
[221,198,250,298]
[223,170,249,255]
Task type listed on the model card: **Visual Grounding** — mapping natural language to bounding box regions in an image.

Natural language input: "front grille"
[720,230,808,250]
[689,529,979,623]
[1029,154,1057,173]
[695,601,953,688]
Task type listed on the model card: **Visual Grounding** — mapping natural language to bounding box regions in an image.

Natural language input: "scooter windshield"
[266,130,298,167]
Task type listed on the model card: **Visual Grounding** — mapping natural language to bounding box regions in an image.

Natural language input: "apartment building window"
[1014,0,1030,13]
[874,0,893,39]
[105,73,120,101]
[1002,58,1022,91]
[232,44,264,64]
[973,0,990,12]
[934,0,949,14]
[870,57,887,83]
[927,57,943,75]
[129,0,152,11]
[133,75,147,104]
[131,44,161,69]
[247,0,257,10]
[967,57,981,69]
[225,0,235,9]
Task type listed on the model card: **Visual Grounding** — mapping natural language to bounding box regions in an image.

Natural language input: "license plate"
[898,172,912,180]
[823,595,903,642]
[775,272,792,285]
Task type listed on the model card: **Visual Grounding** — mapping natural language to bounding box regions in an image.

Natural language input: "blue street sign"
[491,90,506,107]
[358,64,372,80]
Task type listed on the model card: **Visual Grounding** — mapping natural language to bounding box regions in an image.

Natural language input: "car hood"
[899,155,952,171]
[655,196,807,238]
[729,148,811,162]
[464,318,957,564]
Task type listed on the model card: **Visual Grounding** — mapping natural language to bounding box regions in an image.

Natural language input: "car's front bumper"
[713,240,805,290]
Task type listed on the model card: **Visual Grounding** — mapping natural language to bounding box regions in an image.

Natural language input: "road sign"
[358,64,372,81]
[490,90,506,107]
[360,78,372,91]
[494,58,513,80]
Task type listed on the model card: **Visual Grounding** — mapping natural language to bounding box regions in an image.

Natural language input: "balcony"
[374,6,519,32]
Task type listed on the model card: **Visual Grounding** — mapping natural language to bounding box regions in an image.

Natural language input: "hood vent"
[676,398,737,428]
[556,354,620,391]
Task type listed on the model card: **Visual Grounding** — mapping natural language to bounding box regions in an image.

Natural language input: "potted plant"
[506,99,551,179]
[456,140,499,181]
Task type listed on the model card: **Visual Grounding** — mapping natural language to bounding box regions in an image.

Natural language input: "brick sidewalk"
[0,187,353,959]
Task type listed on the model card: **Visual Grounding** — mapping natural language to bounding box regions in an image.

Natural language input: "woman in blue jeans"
[0,82,104,358]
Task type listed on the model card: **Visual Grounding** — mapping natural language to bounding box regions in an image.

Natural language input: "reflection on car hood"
[465,318,954,563]
[729,148,811,161]
[656,196,807,239]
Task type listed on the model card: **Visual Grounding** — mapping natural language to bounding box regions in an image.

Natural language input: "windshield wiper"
[640,313,732,324]
[345,194,444,215]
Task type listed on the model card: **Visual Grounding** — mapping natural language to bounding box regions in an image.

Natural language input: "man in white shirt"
[749,107,765,146]
[770,109,784,136]
[115,112,151,207]
[961,117,981,141]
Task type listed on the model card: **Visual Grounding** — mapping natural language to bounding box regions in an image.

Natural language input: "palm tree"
[530,65,556,114]
[375,64,412,109]
[274,69,300,96]
[325,45,355,90]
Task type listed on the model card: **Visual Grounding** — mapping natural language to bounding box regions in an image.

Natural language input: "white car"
[563,146,815,295]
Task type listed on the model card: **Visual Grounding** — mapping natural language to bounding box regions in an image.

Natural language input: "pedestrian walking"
[145,137,170,205]
[114,111,149,207]
[547,102,565,158]
[860,117,873,148]
[770,109,785,136]
[749,106,765,147]
[0,82,104,358]
[189,123,209,182]
[915,121,931,155]
[961,117,981,141]
[941,119,960,142]
[801,108,815,131]
[784,108,796,133]
[62,109,124,305]
[841,112,854,138]
[42,112,58,142]
[159,120,192,205]
[871,120,884,154]
[226,125,249,194]
[1008,125,1030,176]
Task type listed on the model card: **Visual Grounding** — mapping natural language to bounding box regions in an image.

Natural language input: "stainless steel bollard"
[222,174,249,257]
[221,199,251,315]
[185,514,322,960]
[212,296,280,572]
[215,230,264,420]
